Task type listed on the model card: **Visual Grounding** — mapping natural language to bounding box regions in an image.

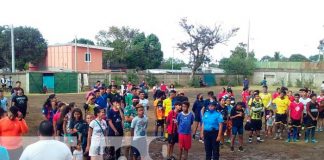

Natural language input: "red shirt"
[289,101,304,120]
[317,96,324,104]
[53,112,61,123]
[0,117,28,149]
[160,84,167,92]
[273,92,280,99]
[288,96,294,102]
[242,91,249,104]
[218,91,227,100]
[166,110,178,134]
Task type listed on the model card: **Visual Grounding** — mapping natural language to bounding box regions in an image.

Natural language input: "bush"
[272,81,281,86]
[174,81,183,88]
[304,78,315,89]
[112,76,123,86]
[295,79,303,88]
[126,72,139,84]
[189,76,200,88]
[219,77,228,86]
[219,76,239,86]
[144,73,158,87]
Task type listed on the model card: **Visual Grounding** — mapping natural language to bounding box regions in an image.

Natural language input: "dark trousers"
[204,130,220,160]
[8,146,24,160]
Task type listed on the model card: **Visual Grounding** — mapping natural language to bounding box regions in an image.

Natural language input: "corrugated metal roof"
[48,43,114,51]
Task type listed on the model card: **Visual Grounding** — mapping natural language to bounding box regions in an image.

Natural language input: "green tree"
[309,54,323,62]
[160,58,187,69]
[177,17,239,78]
[260,55,273,62]
[289,54,310,62]
[71,38,94,45]
[219,43,257,83]
[95,26,163,69]
[0,26,47,70]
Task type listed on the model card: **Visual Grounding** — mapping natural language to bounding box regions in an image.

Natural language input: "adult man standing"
[243,78,249,89]
[19,120,72,160]
[11,88,28,118]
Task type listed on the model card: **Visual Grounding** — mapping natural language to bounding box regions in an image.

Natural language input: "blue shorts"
[232,125,244,135]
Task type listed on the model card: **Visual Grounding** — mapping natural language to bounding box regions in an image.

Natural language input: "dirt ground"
[22,86,324,160]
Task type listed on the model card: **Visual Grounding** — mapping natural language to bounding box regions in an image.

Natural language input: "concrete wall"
[0,72,27,92]
[253,69,324,88]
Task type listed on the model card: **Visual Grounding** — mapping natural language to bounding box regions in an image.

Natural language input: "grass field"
[19,86,324,160]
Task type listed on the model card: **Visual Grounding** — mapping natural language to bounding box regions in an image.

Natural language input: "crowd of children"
[1,78,324,160]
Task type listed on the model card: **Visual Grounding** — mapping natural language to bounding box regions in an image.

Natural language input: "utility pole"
[74,36,77,72]
[11,25,15,73]
[247,20,250,59]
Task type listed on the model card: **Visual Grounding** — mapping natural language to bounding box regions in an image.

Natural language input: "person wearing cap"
[0,106,28,160]
[272,90,290,140]
[94,86,109,110]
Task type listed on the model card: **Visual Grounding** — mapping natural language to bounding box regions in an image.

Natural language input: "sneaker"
[257,138,264,142]
[199,138,204,143]
[311,139,318,143]
[192,134,196,140]
[230,146,234,152]
[273,136,279,140]
[279,136,283,140]
[305,139,309,143]
[248,138,252,143]
[238,146,244,152]
[285,139,291,143]
[171,156,176,160]
[226,139,231,143]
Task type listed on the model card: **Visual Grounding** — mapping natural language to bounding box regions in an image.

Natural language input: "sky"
[1,0,324,63]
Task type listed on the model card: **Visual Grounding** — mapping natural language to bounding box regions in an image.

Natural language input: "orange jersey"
[154,99,164,120]
[0,117,28,149]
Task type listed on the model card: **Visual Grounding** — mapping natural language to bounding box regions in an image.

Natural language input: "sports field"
[23,86,324,160]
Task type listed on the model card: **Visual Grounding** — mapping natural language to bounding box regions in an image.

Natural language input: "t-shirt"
[306,101,319,118]
[192,100,204,119]
[241,91,250,104]
[89,119,107,140]
[108,109,123,136]
[266,115,275,126]
[108,92,122,104]
[95,93,108,109]
[73,149,83,160]
[202,110,223,131]
[19,140,72,160]
[317,96,324,104]
[154,99,164,120]
[259,92,272,109]
[160,84,167,92]
[0,117,28,149]
[216,105,228,121]
[0,146,9,160]
[124,105,137,130]
[288,96,295,102]
[166,110,178,134]
[42,105,54,122]
[69,119,85,137]
[125,93,133,106]
[0,97,8,111]
[139,99,149,115]
[53,112,61,124]
[273,97,290,114]
[12,95,28,115]
[250,100,264,120]
[300,97,311,114]
[177,112,194,134]
[289,101,304,120]
[272,92,280,99]
[230,107,244,127]
[163,98,173,117]
[87,103,96,115]
[131,116,148,140]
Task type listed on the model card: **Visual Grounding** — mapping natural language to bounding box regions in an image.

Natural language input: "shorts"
[319,111,324,119]
[194,114,201,122]
[89,138,106,156]
[222,124,227,133]
[131,137,147,158]
[304,117,317,128]
[264,109,271,121]
[275,113,287,124]
[290,119,301,127]
[179,134,191,150]
[250,119,262,131]
[168,133,179,144]
[232,125,244,135]
[156,119,164,126]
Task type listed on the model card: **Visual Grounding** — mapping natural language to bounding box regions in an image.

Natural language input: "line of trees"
[261,52,323,62]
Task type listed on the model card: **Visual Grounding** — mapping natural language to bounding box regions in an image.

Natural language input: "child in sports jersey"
[177,101,194,160]
[287,93,304,142]
[304,94,319,143]
[154,96,165,138]
[166,102,182,160]
[230,102,245,152]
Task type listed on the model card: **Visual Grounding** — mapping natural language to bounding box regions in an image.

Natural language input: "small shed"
[27,72,79,94]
